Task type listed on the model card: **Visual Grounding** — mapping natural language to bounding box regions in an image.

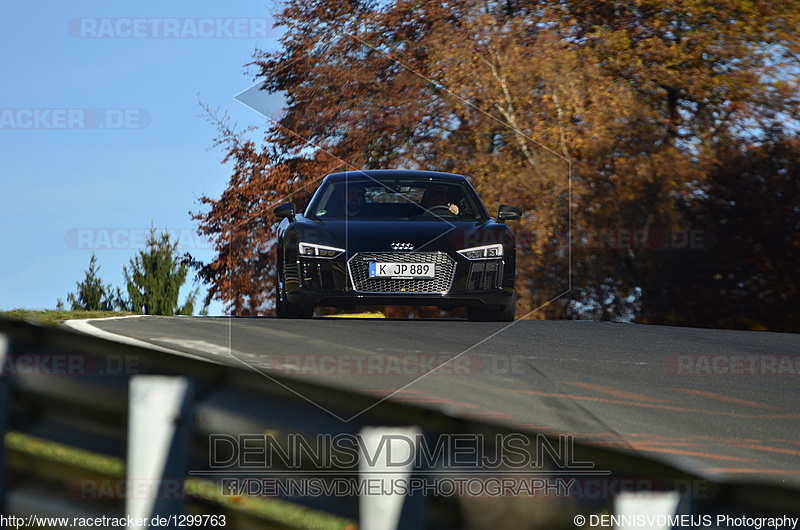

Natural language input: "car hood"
[302,218,511,252]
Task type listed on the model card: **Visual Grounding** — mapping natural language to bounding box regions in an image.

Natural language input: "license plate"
[369,262,435,279]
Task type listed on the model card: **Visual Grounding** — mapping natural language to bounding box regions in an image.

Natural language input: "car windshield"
[306,179,488,221]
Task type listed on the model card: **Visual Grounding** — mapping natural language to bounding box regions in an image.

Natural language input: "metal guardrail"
[1,317,800,529]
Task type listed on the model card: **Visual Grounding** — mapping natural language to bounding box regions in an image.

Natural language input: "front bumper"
[284,250,514,309]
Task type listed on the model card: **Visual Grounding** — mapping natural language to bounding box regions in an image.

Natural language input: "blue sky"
[1,1,286,314]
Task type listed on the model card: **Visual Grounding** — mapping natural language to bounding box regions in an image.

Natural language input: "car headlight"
[457,244,504,260]
[298,242,344,258]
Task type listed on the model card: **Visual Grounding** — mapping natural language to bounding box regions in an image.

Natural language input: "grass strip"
[5,432,358,529]
[185,477,358,530]
[0,309,135,326]
[5,431,125,477]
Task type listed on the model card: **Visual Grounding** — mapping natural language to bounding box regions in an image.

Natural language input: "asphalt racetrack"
[69,316,800,488]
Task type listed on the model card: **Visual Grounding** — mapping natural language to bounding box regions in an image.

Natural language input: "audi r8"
[273,170,522,320]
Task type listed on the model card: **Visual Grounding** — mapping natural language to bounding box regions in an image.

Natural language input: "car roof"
[323,169,469,184]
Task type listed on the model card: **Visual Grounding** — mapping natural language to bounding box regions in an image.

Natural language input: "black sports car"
[273,170,522,320]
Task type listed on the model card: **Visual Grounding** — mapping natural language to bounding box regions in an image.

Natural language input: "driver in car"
[421,185,459,215]
[343,184,366,217]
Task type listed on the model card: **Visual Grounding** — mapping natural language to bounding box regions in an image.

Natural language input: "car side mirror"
[498,205,522,223]
[274,202,296,222]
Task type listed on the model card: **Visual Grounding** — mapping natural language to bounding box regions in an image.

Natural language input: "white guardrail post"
[126,375,194,528]
[359,426,424,530]
[614,491,682,530]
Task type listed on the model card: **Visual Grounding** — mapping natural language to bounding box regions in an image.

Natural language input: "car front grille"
[348,252,456,294]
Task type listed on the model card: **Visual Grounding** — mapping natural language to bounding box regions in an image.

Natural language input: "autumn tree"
[558,0,800,324]
[191,110,344,315]
[417,5,690,317]
[193,0,453,315]
[643,129,800,332]
[564,0,800,147]
[194,0,800,328]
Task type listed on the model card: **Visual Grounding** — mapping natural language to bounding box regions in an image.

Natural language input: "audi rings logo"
[390,242,415,250]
